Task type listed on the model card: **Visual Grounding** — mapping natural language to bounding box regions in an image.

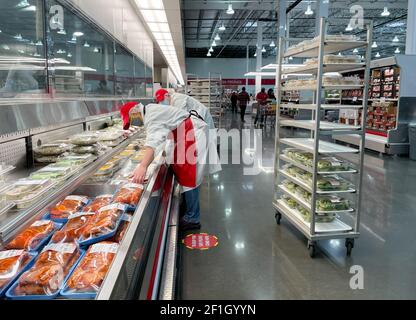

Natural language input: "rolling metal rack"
[273,18,373,258]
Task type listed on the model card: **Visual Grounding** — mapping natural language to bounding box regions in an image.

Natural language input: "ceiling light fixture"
[261,46,266,53]
[93,47,99,53]
[73,31,84,37]
[270,41,275,47]
[393,35,399,43]
[207,51,212,57]
[345,24,353,32]
[67,52,72,57]
[16,0,30,8]
[214,34,221,41]
[353,48,359,53]
[212,40,217,47]
[305,2,314,15]
[219,23,226,31]
[14,34,23,40]
[33,53,41,57]
[2,45,10,50]
[209,47,214,53]
[381,7,390,17]
[35,40,42,46]
[57,49,66,54]
[254,52,257,57]
[57,29,67,35]
[288,56,293,60]
[226,3,234,15]
[371,41,378,48]
[395,47,400,54]
[375,52,381,58]
[84,42,90,47]
[22,5,36,11]
[18,49,25,54]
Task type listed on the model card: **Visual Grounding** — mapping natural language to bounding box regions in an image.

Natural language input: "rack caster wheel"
[345,238,354,256]
[275,212,282,225]
[308,241,316,258]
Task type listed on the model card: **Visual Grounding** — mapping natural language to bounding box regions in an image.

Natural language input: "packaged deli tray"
[5,179,53,208]
[33,143,69,156]
[60,241,119,299]
[6,243,83,299]
[70,133,99,146]
[113,183,144,210]
[49,195,90,222]
[50,212,96,244]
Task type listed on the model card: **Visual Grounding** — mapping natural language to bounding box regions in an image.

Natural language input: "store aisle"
[179,111,416,300]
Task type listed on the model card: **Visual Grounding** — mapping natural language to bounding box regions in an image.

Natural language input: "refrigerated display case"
[0,99,180,300]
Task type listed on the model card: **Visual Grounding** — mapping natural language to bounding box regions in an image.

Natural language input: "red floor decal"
[182,233,219,250]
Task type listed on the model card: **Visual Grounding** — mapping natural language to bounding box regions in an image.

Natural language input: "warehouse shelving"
[273,18,373,257]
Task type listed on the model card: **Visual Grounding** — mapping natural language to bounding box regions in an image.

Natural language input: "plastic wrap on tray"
[50,195,89,220]
[51,212,95,243]
[296,206,336,223]
[34,154,68,164]
[316,196,350,212]
[6,220,56,251]
[70,133,99,146]
[34,143,69,156]
[63,242,119,295]
[79,203,126,243]
[109,214,132,243]
[317,175,351,191]
[9,243,80,297]
[0,250,32,293]
[82,195,113,213]
[71,145,98,155]
[29,170,67,181]
[282,194,298,209]
[113,183,144,207]
[284,149,352,172]
[5,179,51,202]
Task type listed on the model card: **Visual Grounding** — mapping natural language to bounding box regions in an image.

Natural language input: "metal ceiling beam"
[286,0,302,13]
[208,10,222,43]
[196,10,204,42]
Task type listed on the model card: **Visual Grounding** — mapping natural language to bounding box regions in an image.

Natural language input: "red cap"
[120,102,138,130]
[155,88,169,103]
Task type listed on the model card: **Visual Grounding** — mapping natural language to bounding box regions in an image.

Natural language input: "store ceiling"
[182,0,409,59]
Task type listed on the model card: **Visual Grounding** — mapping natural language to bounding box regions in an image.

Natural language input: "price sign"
[182,233,219,250]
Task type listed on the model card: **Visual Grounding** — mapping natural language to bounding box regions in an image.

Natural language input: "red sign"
[182,233,219,250]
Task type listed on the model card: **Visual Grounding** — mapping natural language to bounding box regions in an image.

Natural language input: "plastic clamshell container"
[70,133,99,146]
[5,250,85,300]
[0,251,38,298]
[95,163,114,176]
[77,204,126,247]
[5,179,53,208]
[34,143,69,156]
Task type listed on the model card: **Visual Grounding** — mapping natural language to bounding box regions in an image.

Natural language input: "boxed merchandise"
[50,195,90,221]
[6,220,58,251]
[113,183,144,208]
[6,243,81,298]
[50,212,95,243]
[78,203,127,245]
[61,241,119,298]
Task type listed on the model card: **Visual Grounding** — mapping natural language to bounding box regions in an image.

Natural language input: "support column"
[406,0,416,54]
[255,21,263,95]
[276,0,287,93]
[315,0,329,35]
[246,45,249,87]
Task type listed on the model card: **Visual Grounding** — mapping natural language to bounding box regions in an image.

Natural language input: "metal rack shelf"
[273,18,373,257]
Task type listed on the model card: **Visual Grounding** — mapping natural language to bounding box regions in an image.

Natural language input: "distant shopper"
[230,91,238,113]
[267,88,276,101]
[237,87,250,123]
[255,88,269,125]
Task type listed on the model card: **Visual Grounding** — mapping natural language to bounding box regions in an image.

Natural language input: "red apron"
[171,117,197,188]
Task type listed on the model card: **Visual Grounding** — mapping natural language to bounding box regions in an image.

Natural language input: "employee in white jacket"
[119,101,221,231]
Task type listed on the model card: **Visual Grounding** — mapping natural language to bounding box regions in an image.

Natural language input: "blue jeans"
[182,187,200,224]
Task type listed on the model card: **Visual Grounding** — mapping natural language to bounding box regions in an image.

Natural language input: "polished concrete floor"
[180,111,416,300]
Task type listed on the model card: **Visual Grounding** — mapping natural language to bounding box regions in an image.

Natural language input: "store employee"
[119,101,220,231]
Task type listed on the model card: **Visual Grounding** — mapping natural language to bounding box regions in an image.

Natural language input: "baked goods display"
[113,183,144,207]
[64,242,119,294]
[6,220,56,251]
[11,243,80,296]
[50,195,89,220]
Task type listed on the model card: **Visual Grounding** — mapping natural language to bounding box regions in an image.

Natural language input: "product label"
[328,179,341,186]
[90,243,119,254]
[99,203,127,213]
[95,194,113,199]
[16,179,48,186]
[43,243,76,254]
[65,195,89,204]
[123,183,144,190]
[31,220,52,227]
[122,214,132,222]
[68,211,95,220]
[0,250,25,260]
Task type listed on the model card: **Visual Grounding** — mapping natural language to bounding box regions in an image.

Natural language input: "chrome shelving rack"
[273,18,373,257]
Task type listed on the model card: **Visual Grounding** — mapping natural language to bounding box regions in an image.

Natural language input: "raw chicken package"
[6,220,58,251]
[61,241,119,298]
[109,214,132,243]
[82,195,113,213]
[50,212,95,243]
[113,183,144,209]
[0,250,35,296]
[78,203,127,246]
[6,243,81,298]
[50,195,89,221]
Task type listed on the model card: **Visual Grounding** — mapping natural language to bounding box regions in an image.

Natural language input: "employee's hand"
[132,165,147,184]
